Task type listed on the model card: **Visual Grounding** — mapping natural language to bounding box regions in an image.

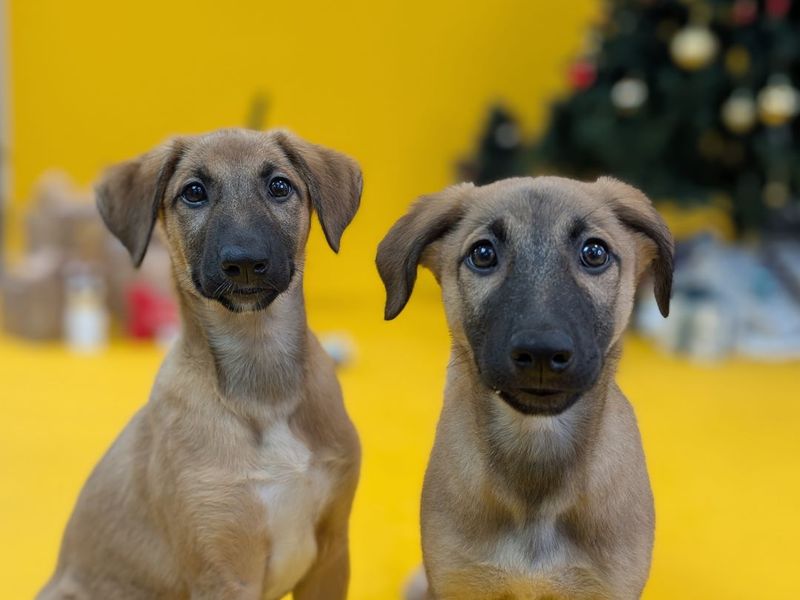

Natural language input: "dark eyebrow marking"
[258,161,278,180]
[192,167,215,186]
[489,218,507,242]
[569,217,587,240]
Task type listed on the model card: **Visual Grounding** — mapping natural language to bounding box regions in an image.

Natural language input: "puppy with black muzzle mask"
[38,129,362,600]
[378,176,674,600]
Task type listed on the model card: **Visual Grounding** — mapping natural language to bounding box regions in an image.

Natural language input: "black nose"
[510,329,575,374]
[220,247,268,285]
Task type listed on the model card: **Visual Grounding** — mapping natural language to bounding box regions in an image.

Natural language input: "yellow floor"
[2,280,799,599]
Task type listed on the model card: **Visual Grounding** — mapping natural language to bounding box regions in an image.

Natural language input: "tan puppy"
[378,177,674,600]
[38,129,362,600]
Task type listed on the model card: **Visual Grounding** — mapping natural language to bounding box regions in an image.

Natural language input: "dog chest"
[255,422,331,600]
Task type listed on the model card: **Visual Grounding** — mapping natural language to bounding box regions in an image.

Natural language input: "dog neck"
[448,341,621,511]
[177,273,309,412]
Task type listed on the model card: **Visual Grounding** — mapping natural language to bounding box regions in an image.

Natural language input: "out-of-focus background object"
[466,0,800,231]
[1,1,798,599]
[2,172,177,345]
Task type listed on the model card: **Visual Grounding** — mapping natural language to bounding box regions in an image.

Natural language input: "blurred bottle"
[63,263,108,354]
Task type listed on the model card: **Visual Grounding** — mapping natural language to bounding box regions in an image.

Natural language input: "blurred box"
[5,171,178,342]
[25,171,106,262]
[2,250,65,340]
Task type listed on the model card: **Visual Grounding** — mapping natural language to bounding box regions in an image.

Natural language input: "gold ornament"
[757,76,799,127]
[697,130,725,159]
[725,46,751,77]
[763,181,790,208]
[670,25,719,70]
[721,141,745,167]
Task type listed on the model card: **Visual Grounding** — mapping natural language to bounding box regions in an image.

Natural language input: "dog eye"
[580,239,609,270]
[268,177,293,200]
[466,241,498,271]
[180,182,207,205]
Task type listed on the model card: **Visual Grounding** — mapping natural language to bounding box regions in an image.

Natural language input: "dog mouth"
[218,287,281,312]
[492,387,581,416]
[228,287,270,297]
[191,274,286,312]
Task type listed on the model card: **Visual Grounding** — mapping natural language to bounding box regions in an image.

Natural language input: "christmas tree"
[469,0,800,232]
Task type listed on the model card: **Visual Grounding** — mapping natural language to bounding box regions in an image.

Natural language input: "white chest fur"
[256,421,331,600]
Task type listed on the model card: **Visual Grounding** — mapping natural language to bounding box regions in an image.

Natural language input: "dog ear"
[596,177,675,318]
[376,184,470,320]
[274,130,363,253]
[96,139,185,267]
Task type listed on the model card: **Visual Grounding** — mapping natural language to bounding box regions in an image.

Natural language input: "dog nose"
[220,247,268,285]
[510,330,574,374]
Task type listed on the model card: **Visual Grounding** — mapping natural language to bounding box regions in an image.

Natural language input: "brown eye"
[180,182,207,205]
[467,241,498,271]
[580,239,609,270]
[268,177,292,200]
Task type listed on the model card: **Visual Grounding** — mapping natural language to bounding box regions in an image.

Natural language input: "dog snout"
[510,329,575,375]
[220,246,269,285]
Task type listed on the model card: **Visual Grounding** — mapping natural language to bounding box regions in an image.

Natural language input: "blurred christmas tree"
[466,0,800,233]
[458,106,526,184]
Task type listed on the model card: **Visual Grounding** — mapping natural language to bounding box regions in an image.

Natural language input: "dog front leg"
[183,539,269,600]
[292,532,350,600]
[182,529,269,600]
[293,473,358,600]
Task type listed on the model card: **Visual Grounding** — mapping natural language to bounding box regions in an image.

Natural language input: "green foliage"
[469,0,800,232]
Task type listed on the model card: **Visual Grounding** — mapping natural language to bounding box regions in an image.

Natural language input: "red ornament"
[766,0,792,17]
[568,60,597,90]
[732,0,758,25]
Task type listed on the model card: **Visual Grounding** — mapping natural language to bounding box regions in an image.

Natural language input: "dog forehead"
[180,130,291,177]
[465,177,610,235]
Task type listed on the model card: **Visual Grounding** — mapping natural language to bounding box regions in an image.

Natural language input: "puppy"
[38,129,362,600]
[377,177,674,599]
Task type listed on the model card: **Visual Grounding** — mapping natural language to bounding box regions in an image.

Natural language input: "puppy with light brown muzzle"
[378,177,674,600]
[38,129,362,600]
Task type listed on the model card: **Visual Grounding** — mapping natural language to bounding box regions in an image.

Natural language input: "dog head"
[97,128,362,312]
[377,176,673,416]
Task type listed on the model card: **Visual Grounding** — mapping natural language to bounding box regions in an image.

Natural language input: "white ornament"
[494,122,521,149]
[757,76,799,127]
[721,91,757,134]
[670,25,718,70]
[611,77,648,112]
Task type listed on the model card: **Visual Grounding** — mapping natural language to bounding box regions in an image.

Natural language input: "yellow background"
[5,0,600,300]
[3,1,800,599]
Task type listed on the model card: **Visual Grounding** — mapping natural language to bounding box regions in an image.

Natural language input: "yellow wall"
[6,0,599,297]
[6,6,800,600]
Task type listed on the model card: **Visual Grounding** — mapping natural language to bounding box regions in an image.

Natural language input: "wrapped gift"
[1,250,64,340]
[105,229,176,336]
[25,171,106,263]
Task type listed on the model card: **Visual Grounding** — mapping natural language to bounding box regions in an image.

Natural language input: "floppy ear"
[273,130,363,253]
[95,139,184,267]
[596,177,675,318]
[376,184,470,320]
